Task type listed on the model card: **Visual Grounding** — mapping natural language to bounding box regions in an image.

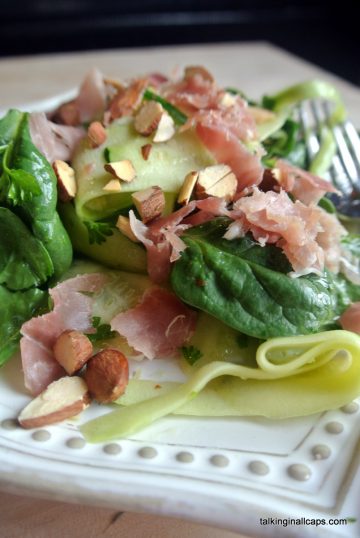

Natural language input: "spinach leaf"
[0,286,47,366]
[171,219,338,339]
[0,109,72,278]
[0,207,53,290]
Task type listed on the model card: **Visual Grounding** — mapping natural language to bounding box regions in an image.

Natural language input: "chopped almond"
[141,143,152,160]
[132,186,165,223]
[84,349,129,403]
[109,78,147,119]
[53,100,80,126]
[248,106,276,124]
[153,112,175,143]
[53,160,77,202]
[134,101,164,136]
[18,376,91,429]
[103,179,122,192]
[184,65,214,82]
[195,164,237,202]
[53,330,93,375]
[116,215,140,242]
[88,121,107,147]
[177,171,199,205]
[104,159,136,182]
[103,76,125,92]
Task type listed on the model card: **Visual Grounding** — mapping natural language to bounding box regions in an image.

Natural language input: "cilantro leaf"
[88,316,117,343]
[83,220,114,245]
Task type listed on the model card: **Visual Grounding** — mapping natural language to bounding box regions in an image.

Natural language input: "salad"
[1,65,360,442]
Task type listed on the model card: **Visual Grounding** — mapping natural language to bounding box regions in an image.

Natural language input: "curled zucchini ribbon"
[81,330,360,443]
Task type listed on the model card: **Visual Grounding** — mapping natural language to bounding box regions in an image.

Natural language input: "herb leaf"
[84,220,114,245]
[143,89,187,125]
[88,316,117,343]
[181,345,203,365]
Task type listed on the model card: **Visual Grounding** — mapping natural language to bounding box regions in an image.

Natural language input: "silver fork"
[297,100,360,216]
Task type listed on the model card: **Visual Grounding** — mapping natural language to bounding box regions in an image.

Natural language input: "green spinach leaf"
[171,219,338,339]
[0,286,48,366]
[0,109,72,278]
[0,207,53,290]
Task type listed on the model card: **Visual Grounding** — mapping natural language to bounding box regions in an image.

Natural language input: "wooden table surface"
[0,42,359,538]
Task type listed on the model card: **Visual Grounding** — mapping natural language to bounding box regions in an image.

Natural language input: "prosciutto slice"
[195,119,263,194]
[275,159,339,205]
[20,273,107,395]
[111,287,197,360]
[226,187,347,274]
[29,112,85,163]
[129,203,197,283]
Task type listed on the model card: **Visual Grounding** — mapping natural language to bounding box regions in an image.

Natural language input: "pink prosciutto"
[129,202,197,283]
[76,68,107,123]
[162,67,263,194]
[226,187,347,274]
[111,287,197,359]
[29,112,85,163]
[195,116,263,194]
[339,303,360,334]
[275,159,340,205]
[20,273,107,395]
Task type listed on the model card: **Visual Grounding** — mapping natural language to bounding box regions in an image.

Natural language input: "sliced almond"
[88,121,107,148]
[53,160,77,202]
[177,171,199,205]
[104,159,136,182]
[219,92,237,108]
[134,101,164,136]
[18,376,91,429]
[141,143,152,160]
[153,112,175,143]
[103,179,122,192]
[53,330,93,375]
[184,65,214,82]
[132,186,165,223]
[116,215,140,242]
[248,106,276,124]
[84,349,129,403]
[195,164,237,202]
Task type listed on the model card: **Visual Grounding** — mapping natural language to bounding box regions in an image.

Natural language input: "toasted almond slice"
[116,215,140,242]
[132,186,165,223]
[141,143,152,160]
[134,101,164,136]
[18,377,91,429]
[53,160,77,202]
[84,349,129,403]
[104,159,136,182]
[53,330,93,375]
[177,171,199,205]
[219,92,238,108]
[196,164,237,202]
[103,179,122,192]
[153,112,175,143]
[103,76,125,92]
[248,106,276,124]
[184,65,214,82]
[88,121,107,148]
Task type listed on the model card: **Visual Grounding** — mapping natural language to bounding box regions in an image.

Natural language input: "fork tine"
[298,102,320,160]
[323,102,360,193]
[344,120,360,168]
[301,100,354,195]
